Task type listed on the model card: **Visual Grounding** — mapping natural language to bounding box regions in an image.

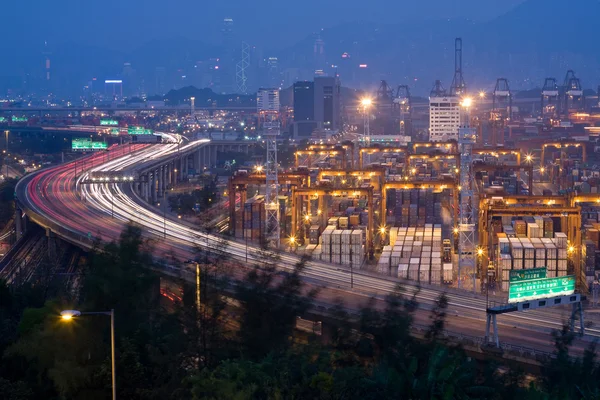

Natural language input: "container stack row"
[309,227,364,268]
[497,232,568,291]
[233,196,266,240]
[377,225,448,285]
[385,189,444,228]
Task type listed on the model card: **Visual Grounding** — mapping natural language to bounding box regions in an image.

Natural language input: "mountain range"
[2,0,599,97]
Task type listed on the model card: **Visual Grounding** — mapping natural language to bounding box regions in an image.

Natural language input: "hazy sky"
[4,0,526,51]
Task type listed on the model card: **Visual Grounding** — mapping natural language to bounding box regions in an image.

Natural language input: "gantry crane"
[228,172,308,237]
[358,146,408,169]
[479,200,583,292]
[562,70,585,117]
[394,85,412,136]
[541,78,559,118]
[405,153,460,176]
[294,149,348,169]
[316,168,386,191]
[412,141,458,154]
[290,186,374,257]
[490,78,512,146]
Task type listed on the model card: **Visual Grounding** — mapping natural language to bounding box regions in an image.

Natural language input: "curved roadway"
[15,141,600,356]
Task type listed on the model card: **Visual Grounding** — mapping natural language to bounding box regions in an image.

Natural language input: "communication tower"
[236,42,250,94]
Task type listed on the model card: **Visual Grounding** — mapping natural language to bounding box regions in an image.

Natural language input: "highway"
[14,141,600,357]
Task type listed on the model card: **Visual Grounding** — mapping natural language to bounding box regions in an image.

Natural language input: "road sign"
[11,116,27,122]
[508,276,575,303]
[128,126,153,135]
[110,128,121,135]
[72,138,107,151]
[100,119,119,126]
[0,117,6,122]
[509,267,546,282]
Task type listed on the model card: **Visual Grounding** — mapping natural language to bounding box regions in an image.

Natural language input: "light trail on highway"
[15,140,600,355]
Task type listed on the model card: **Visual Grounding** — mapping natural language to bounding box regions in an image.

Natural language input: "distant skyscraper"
[122,62,137,97]
[314,76,340,131]
[429,96,460,142]
[292,81,316,138]
[257,88,280,113]
[267,57,280,88]
[220,18,235,93]
[313,35,325,71]
[154,67,167,95]
[42,41,52,93]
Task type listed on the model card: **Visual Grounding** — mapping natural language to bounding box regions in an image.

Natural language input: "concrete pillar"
[151,171,157,203]
[144,174,150,202]
[15,207,23,240]
[46,228,57,260]
[158,166,163,197]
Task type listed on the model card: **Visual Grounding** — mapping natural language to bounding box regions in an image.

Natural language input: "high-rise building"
[257,88,280,113]
[154,67,167,95]
[267,57,280,88]
[292,81,315,138]
[220,18,235,93]
[291,76,340,138]
[314,76,340,132]
[429,96,460,142]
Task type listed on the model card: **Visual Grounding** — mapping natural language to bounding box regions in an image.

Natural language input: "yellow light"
[461,97,473,108]
[479,91,485,98]
[304,215,310,221]
[453,227,459,234]
[568,245,575,253]
[380,227,386,234]
[61,314,73,321]
[289,236,296,244]
[361,98,372,107]
[411,168,416,174]
[317,209,322,215]
[477,247,484,257]
[540,167,545,173]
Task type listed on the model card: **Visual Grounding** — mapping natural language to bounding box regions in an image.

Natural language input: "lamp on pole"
[60,309,116,400]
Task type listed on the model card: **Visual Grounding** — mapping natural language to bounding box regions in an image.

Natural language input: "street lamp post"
[60,309,116,400]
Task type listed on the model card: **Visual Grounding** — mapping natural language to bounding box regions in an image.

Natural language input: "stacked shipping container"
[377,224,446,285]
[386,189,444,227]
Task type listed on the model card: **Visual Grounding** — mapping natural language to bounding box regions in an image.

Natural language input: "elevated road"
[14,142,600,357]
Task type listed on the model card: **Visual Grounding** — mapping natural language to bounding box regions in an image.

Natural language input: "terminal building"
[429,96,460,142]
[291,76,340,139]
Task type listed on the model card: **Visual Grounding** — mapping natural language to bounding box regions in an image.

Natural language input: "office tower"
[429,96,460,142]
[314,76,340,131]
[220,18,235,93]
[154,67,167,95]
[267,57,280,88]
[292,81,315,137]
[257,88,280,113]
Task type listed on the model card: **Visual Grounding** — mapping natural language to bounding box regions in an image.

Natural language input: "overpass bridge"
[11,141,600,357]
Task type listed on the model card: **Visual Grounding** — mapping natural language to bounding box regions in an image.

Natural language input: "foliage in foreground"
[0,223,597,399]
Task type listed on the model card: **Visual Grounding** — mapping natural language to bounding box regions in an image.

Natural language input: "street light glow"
[479,91,485,98]
[380,227,386,234]
[461,97,473,108]
[360,98,372,107]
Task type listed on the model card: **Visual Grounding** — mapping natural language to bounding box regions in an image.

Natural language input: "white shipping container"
[332,254,341,264]
[557,270,567,277]
[320,254,331,263]
[554,232,568,248]
[408,266,419,281]
[341,230,352,244]
[410,257,420,265]
[524,258,535,269]
[513,258,523,270]
[351,230,363,245]
[534,259,546,268]
[547,269,556,278]
[430,270,441,285]
[558,259,568,269]
[558,249,567,259]
[511,243,524,259]
[398,264,409,279]
[332,230,342,244]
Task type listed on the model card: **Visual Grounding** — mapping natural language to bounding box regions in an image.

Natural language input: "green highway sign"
[72,138,107,151]
[110,128,121,135]
[0,117,6,122]
[91,142,108,150]
[11,116,28,122]
[128,126,153,135]
[100,119,119,126]
[509,267,547,282]
[508,276,575,303]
